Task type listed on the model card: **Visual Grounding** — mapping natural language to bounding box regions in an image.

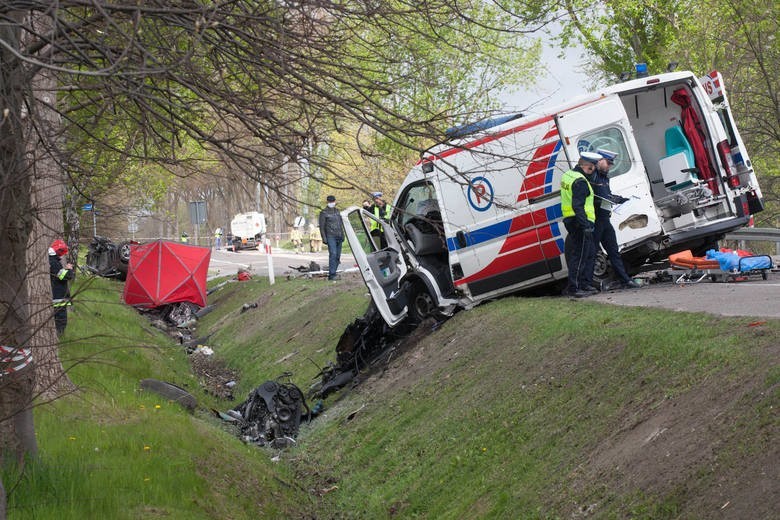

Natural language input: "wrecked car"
[84,235,137,281]
[122,239,211,328]
[217,378,310,448]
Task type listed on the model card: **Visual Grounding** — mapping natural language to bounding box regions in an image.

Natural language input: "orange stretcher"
[668,249,772,284]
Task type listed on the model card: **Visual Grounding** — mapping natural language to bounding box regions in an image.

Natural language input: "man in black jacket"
[49,239,75,335]
[319,195,344,281]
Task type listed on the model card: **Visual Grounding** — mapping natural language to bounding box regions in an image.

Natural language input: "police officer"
[561,152,600,297]
[49,239,75,335]
[368,192,391,249]
[590,149,641,289]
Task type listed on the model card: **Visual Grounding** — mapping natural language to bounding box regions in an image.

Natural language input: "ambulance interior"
[615,81,733,234]
[391,182,455,298]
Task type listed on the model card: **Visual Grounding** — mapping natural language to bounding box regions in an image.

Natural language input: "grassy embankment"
[4,273,778,519]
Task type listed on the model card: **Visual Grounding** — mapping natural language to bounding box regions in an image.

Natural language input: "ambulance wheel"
[593,251,613,284]
[407,281,437,324]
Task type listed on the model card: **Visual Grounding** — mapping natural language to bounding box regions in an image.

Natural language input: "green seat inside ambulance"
[664,126,695,167]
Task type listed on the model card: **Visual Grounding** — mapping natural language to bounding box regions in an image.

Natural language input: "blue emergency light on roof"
[635,63,649,78]
[445,113,523,139]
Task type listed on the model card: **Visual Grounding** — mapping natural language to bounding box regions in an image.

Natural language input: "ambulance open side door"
[341,207,409,326]
[555,95,663,246]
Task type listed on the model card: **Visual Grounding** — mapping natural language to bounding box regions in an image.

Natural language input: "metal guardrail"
[724,227,780,255]
[725,227,780,242]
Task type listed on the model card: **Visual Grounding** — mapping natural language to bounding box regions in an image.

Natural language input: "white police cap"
[596,149,618,163]
[580,151,602,164]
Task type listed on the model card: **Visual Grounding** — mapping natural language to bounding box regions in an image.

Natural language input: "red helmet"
[51,239,69,256]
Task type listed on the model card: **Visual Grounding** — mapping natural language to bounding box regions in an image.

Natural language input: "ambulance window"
[715,107,737,147]
[395,182,438,228]
[576,127,631,177]
[348,210,380,253]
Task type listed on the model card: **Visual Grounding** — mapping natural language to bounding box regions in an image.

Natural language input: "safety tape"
[0,345,33,376]
[52,298,72,307]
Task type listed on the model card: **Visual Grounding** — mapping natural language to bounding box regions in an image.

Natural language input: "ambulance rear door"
[555,95,663,247]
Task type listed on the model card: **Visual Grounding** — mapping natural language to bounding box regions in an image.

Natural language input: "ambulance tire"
[593,251,614,283]
[407,280,441,324]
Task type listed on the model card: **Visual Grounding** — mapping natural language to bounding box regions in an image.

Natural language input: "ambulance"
[341,69,765,326]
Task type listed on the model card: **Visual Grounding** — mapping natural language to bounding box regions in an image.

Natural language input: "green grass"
[3,276,310,519]
[4,275,778,519]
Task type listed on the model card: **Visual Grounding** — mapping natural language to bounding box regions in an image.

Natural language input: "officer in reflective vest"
[49,239,75,335]
[561,151,600,297]
[368,192,391,249]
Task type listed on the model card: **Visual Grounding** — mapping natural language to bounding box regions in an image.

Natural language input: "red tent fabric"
[670,88,719,195]
[123,240,211,308]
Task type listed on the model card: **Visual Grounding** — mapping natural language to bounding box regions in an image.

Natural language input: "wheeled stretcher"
[668,250,773,284]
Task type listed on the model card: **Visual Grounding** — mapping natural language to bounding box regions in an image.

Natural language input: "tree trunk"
[23,13,75,398]
[0,10,37,471]
[0,474,6,520]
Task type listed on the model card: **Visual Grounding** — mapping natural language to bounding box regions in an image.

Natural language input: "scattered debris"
[140,378,197,412]
[275,350,299,364]
[240,302,258,313]
[193,345,214,356]
[310,304,420,398]
[216,376,310,448]
[189,350,239,400]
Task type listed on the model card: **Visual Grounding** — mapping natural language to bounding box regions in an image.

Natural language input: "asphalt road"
[210,247,779,319]
[588,269,780,319]
[208,247,357,279]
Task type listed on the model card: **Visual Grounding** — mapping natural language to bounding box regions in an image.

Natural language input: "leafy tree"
[552,0,778,224]
[0,2,546,497]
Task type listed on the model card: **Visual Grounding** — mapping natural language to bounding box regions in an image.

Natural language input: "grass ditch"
[4,274,778,519]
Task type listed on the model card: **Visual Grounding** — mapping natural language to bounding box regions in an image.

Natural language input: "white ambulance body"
[342,70,764,326]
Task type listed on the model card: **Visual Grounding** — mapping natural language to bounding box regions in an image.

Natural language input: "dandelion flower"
[68,436,76,441]
[143,445,151,451]
[154,404,161,409]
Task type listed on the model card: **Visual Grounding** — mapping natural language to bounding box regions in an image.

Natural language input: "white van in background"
[341,70,764,326]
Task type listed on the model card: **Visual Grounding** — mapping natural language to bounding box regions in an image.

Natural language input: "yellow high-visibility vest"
[560,169,595,222]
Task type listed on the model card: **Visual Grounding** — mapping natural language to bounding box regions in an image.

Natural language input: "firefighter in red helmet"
[49,239,74,335]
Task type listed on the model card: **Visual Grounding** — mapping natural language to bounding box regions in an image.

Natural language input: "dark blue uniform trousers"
[593,211,631,284]
[564,218,595,292]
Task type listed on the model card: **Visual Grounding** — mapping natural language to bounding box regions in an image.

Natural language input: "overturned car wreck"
[84,235,136,280]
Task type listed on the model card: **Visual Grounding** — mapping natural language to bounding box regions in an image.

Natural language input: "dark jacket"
[50,254,74,301]
[319,206,344,241]
[589,170,627,220]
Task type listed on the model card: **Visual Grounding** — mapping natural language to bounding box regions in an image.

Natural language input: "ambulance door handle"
[456,231,468,248]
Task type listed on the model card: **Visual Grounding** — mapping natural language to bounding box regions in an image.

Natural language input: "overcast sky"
[499,33,592,115]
